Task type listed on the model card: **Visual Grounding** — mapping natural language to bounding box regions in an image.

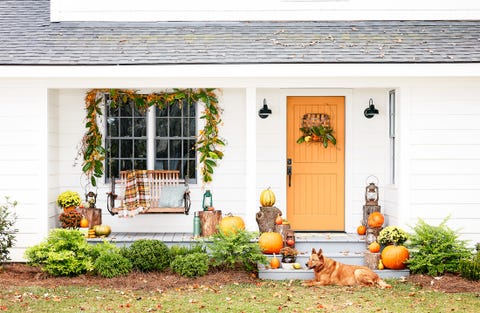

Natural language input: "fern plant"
[0,197,17,264]
[207,229,268,272]
[406,217,472,276]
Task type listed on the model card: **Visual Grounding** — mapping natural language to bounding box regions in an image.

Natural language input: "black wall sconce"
[258,98,272,119]
[364,98,379,119]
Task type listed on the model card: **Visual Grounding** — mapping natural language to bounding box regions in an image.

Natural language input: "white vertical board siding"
[0,87,49,261]
[407,79,480,244]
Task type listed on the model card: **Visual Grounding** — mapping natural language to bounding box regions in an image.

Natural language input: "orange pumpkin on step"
[381,245,409,270]
[258,231,283,254]
[368,212,385,228]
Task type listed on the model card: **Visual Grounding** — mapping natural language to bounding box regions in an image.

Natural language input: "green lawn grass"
[0,280,478,313]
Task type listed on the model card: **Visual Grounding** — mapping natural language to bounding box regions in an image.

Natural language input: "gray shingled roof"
[1,0,479,65]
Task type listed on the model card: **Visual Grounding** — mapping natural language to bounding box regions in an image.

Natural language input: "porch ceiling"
[2,0,480,66]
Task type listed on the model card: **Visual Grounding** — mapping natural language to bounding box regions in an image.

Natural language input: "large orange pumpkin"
[260,188,276,207]
[258,231,283,254]
[219,215,245,235]
[368,212,385,228]
[381,245,409,270]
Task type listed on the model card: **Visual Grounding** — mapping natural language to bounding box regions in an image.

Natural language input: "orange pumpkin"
[368,212,385,228]
[79,217,89,228]
[258,231,284,254]
[381,245,409,270]
[357,225,366,235]
[260,188,276,207]
[269,254,280,269]
[368,241,381,253]
[219,215,245,235]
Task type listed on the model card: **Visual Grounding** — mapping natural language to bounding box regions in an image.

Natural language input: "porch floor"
[86,232,363,246]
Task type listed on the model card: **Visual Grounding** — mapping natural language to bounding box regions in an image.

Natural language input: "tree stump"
[364,251,381,270]
[275,224,291,238]
[199,210,222,237]
[78,207,102,228]
[362,205,381,226]
[256,206,282,233]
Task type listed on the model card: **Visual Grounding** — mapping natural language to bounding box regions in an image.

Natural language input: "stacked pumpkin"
[258,188,285,269]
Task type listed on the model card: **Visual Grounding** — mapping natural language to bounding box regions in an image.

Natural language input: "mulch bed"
[1,263,479,293]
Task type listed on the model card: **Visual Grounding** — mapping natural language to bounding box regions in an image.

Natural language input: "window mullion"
[147,106,156,170]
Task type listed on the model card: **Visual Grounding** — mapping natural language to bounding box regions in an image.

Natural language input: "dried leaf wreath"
[80,88,224,186]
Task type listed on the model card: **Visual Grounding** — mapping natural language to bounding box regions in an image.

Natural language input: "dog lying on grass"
[302,248,391,288]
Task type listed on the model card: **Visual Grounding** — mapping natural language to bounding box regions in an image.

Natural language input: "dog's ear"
[317,248,323,256]
[311,248,316,255]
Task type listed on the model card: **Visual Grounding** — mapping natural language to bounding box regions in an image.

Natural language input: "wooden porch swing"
[107,170,191,215]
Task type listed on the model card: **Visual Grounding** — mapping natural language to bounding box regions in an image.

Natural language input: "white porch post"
[245,87,257,230]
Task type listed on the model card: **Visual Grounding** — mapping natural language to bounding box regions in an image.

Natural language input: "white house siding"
[0,86,50,261]
[404,79,480,245]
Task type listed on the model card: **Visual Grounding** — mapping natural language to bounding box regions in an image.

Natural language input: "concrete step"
[258,265,410,280]
[259,232,410,280]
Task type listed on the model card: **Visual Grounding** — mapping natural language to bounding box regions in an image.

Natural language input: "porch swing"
[106,99,192,216]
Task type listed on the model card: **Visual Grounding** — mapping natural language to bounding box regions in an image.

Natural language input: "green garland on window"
[81,88,224,187]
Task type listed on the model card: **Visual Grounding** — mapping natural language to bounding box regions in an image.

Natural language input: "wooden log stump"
[199,210,222,237]
[275,224,291,238]
[78,207,102,228]
[364,251,381,270]
[362,205,381,226]
[256,206,282,233]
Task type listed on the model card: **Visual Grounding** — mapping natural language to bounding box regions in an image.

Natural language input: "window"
[388,90,396,185]
[105,96,197,182]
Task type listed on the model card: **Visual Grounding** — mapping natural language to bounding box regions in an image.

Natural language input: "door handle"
[287,158,292,187]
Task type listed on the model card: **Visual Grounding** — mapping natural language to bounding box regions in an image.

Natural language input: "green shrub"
[459,246,480,281]
[94,252,132,278]
[207,229,268,272]
[171,252,209,278]
[0,197,17,264]
[89,240,120,261]
[169,244,206,260]
[124,239,170,272]
[24,229,93,276]
[406,217,472,276]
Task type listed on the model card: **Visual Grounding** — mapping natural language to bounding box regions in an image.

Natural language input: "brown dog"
[303,248,391,288]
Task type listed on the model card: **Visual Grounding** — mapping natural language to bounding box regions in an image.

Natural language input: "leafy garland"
[81,88,224,187]
[296,125,336,148]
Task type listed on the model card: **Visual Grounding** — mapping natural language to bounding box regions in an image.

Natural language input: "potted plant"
[58,210,82,229]
[56,190,81,212]
[279,246,298,263]
[377,226,408,246]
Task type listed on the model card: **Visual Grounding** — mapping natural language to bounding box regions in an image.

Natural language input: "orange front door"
[286,96,345,231]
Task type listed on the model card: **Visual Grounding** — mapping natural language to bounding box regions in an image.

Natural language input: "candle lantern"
[202,190,213,211]
[365,182,379,206]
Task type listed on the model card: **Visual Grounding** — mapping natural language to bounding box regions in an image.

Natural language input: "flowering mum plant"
[56,191,81,208]
[378,226,409,246]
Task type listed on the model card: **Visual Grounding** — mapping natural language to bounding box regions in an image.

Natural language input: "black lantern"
[364,98,379,119]
[258,98,272,119]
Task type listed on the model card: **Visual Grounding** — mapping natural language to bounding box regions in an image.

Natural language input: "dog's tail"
[377,279,391,289]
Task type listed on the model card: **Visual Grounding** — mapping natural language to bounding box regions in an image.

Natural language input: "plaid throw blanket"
[121,170,151,217]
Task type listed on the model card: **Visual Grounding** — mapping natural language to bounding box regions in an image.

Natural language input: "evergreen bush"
[0,197,17,264]
[24,229,93,276]
[459,246,480,281]
[406,217,472,276]
[171,252,209,278]
[124,239,170,272]
[94,252,132,278]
